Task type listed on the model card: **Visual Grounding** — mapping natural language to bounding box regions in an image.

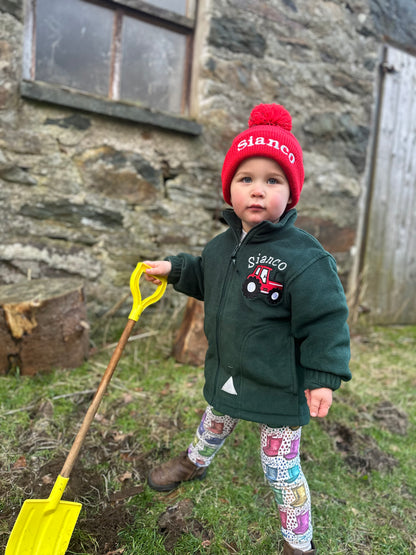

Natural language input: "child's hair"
[221,103,304,208]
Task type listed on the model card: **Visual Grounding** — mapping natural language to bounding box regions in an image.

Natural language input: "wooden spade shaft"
[60,318,135,479]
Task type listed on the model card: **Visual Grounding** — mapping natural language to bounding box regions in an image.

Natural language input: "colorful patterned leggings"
[187,406,313,546]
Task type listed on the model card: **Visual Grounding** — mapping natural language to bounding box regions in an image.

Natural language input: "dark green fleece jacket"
[167,208,351,427]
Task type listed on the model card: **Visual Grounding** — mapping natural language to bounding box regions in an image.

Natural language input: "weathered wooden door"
[359,45,416,324]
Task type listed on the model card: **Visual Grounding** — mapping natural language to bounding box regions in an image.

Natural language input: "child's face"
[230,157,291,233]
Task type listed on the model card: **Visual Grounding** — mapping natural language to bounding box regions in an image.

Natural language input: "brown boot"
[148,451,207,492]
[283,540,317,554]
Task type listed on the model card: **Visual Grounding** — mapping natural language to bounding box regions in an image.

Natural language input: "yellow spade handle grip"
[128,262,167,321]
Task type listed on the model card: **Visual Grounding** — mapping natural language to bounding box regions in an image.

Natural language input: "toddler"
[144,103,351,554]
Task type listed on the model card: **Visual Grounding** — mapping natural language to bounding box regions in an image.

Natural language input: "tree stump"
[0,278,89,375]
[172,298,208,367]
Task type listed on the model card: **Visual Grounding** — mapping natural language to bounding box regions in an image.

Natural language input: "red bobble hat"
[221,103,304,208]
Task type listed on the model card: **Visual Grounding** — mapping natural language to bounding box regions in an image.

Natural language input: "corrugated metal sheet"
[362,45,416,324]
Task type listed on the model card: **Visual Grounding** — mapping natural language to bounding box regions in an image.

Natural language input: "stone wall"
[0,0,415,321]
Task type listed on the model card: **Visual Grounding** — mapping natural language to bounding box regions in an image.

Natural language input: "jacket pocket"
[239,324,298,394]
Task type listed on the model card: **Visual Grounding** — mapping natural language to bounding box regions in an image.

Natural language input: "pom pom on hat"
[248,103,292,131]
[221,103,304,209]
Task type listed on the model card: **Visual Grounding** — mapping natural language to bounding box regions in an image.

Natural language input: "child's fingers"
[144,274,162,285]
[315,400,330,418]
[144,260,172,277]
[305,388,332,418]
[142,260,171,285]
[144,260,164,275]
[143,260,157,272]
[309,398,320,418]
[140,261,159,284]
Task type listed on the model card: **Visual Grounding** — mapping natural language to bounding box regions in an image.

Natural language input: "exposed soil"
[157,498,213,552]
[1,451,144,555]
[321,400,409,475]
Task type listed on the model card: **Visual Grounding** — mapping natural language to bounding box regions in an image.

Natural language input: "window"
[22,0,201,134]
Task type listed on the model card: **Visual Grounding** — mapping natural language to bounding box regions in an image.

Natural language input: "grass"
[0,312,415,554]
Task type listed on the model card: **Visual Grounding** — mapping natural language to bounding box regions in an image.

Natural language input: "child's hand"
[304,387,333,418]
[143,260,172,285]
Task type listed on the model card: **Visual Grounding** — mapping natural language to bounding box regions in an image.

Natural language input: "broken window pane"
[120,16,187,113]
[35,0,113,97]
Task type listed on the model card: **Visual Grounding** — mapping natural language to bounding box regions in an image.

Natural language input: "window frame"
[22,0,201,135]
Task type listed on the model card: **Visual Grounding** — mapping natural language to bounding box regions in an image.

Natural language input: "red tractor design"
[242,265,283,304]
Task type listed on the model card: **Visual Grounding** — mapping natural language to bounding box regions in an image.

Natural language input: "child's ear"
[287,196,292,205]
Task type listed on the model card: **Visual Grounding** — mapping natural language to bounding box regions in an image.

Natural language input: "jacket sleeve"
[166,253,205,301]
[289,254,351,391]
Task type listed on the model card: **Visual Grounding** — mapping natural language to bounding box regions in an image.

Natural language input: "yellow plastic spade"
[6,263,167,555]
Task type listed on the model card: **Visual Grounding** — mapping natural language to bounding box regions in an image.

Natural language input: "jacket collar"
[223,208,298,243]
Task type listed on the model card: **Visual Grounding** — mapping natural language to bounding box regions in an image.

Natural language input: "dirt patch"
[322,421,398,475]
[73,504,136,555]
[321,400,410,476]
[157,498,213,552]
[373,400,409,435]
[1,454,141,555]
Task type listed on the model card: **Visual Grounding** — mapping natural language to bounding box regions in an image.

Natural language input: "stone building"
[0,0,415,325]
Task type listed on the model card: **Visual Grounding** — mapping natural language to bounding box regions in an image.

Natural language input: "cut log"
[0,278,89,376]
[172,298,207,367]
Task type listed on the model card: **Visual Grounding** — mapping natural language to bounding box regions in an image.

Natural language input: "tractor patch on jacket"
[242,264,283,304]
